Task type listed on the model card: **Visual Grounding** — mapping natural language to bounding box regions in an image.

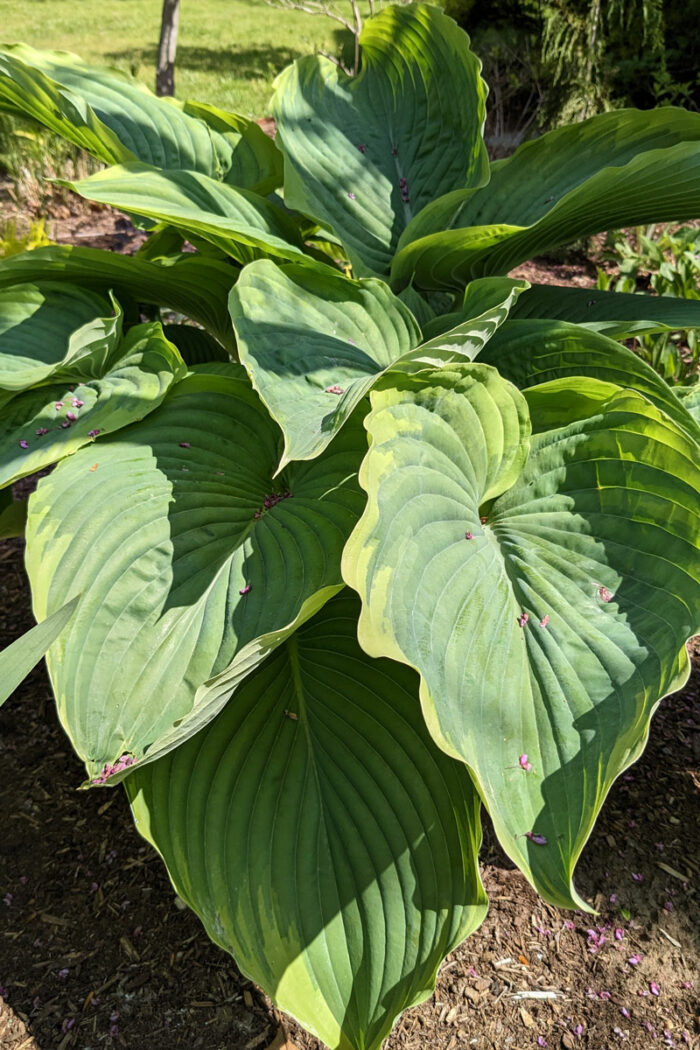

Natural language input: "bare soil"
[0,210,698,1050]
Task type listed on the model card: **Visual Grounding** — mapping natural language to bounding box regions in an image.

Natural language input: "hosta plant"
[2,6,700,1048]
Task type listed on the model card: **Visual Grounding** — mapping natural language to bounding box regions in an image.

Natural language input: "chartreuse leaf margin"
[343,365,700,909]
[127,593,487,1050]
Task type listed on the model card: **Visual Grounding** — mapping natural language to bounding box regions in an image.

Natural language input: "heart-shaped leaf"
[0,322,187,489]
[230,261,523,468]
[127,593,487,1050]
[343,366,700,908]
[25,374,367,780]
[272,2,488,276]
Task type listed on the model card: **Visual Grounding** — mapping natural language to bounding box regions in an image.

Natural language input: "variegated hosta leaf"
[0,282,120,399]
[127,593,487,1050]
[511,283,700,339]
[479,319,700,444]
[0,246,237,351]
[0,323,187,489]
[0,44,282,191]
[272,2,488,276]
[343,365,700,909]
[25,374,367,781]
[229,261,522,467]
[65,164,310,267]
[392,108,700,290]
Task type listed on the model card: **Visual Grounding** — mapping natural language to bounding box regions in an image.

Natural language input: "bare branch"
[263,0,355,35]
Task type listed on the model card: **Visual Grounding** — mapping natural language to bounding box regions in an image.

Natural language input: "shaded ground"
[0,210,698,1050]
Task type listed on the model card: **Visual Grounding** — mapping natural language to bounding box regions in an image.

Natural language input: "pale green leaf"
[479,319,700,443]
[0,322,187,489]
[25,374,367,779]
[65,163,312,267]
[0,246,237,350]
[393,109,700,290]
[127,593,487,1050]
[343,366,700,908]
[272,2,488,276]
[230,261,522,468]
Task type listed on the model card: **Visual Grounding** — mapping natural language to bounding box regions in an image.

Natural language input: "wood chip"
[519,1006,534,1028]
[243,990,254,1008]
[657,861,690,882]
[658,927,682,949]
[40,913,71,927]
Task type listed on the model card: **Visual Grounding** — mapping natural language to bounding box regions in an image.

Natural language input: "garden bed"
[0,210,698,1050]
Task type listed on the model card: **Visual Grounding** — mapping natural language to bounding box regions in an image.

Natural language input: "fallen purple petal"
[66,411,77,422]
[88,429,101,438]
[19,439,28,449]
[525,831,547,845]
[517,612,529,627]
[35,427,49,436]
[464,531,474,540]
[649,981,660,996]
[61,1018,75,1033]
[58,968,69,979]
[620,1007,630,1019]
[615,928,624,940]
[539,614,550,627]
[347,192,356,199]
[537,1038,547,1048]
[325,384,344,394]
[519,754,532,771]
[631,872,643,882]
[179,441,191,448]
[598,585,614,602]
[627,954,642,966]
[239,584,252,595]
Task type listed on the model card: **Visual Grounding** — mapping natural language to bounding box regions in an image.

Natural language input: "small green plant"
[1,8,700,1049]
[0,216,50,257]
[596,223,700,383]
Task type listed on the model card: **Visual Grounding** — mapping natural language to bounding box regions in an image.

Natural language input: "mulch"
[0,210,698,1050]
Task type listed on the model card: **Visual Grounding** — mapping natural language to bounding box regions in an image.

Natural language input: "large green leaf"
[0,48,130,166]
[343,366,700,909]
[272,2,488,277]
[0,246,237,350]
[0,596,79,708]
[229,261,522,468]
[0,282,120,399]
[229,260,420,467]
[392,109,700,290]
[0,45,281,190]
[181,99,282,194]
[512,283,700,338]
[127,593,487,1050]
[0,322,186,489]
[478,319,700,443]
[65,164,311,267]
[25,374,367,780]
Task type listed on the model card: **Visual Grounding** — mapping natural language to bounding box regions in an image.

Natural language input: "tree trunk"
[156,0,180,97]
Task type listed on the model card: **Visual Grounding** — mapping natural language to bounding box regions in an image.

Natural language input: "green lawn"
[3,0,365,117]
